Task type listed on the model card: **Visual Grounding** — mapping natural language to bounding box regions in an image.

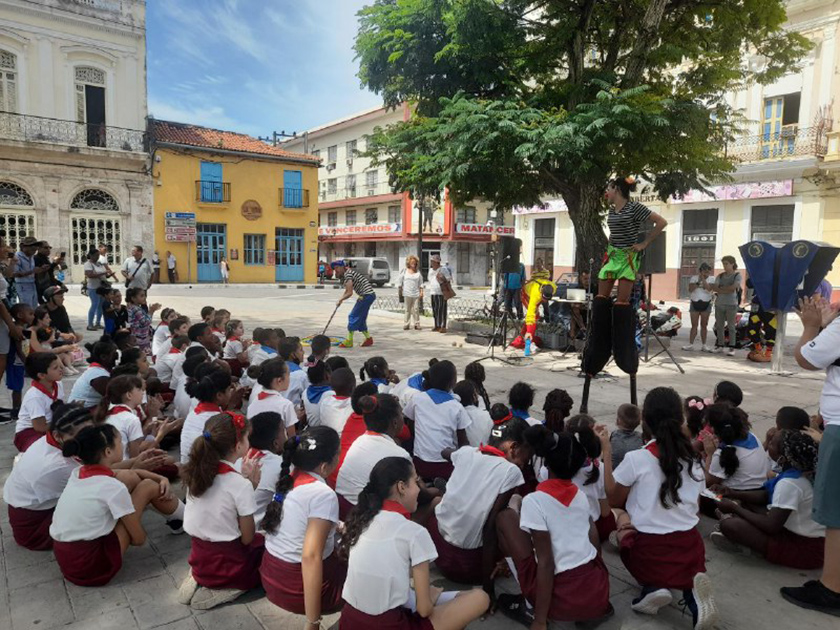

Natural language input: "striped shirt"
[607,201,651,249]
[345,269,375,297]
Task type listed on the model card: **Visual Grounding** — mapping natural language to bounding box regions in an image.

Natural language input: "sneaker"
[338,340,352,348]
[710,531,749,556]
[403,325,410,330]
[496,594,534,627]
[166,518,184,535]
[189,586,248,610]
[438,327,447,333]
[685,573,718,630]
[631,587,672,615]
[712,346,723,354]
[726,347,736,357]
[608,530,620,550]
[780,580,840,617]
[361,337,374,347]
[701,344,713,353]
[682,344,695,351]
[177,574,199,605]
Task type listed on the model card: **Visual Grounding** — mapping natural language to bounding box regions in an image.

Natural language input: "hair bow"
[624,176,636,185]
[202,430,212,441]
[226,412,246,439]
[704,398,713,406]
[688,399,705,411]
[493,412,513,426]
[273,492,286,504]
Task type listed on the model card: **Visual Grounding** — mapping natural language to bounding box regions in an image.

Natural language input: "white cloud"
[147,96,258,135]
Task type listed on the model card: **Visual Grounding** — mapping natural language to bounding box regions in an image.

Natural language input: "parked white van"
[342,257,392,287]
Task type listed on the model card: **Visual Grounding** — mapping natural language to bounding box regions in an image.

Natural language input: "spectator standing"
[166,250,177,283]
[121,245,153,291]
[683,262,714,352]
[1,246,17,307]
[220,257,230,285]
[152,251,161,285]
[83,249,111,331]
[33,241,57,303]
[13,237,41,308]
[713,255,742,356]
[503,260,526,320]
[398,255,424,331]
[44,286,81,344]
[428,254,453,333]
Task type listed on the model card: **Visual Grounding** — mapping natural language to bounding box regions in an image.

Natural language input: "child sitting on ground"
[509,381,539,426]
[14,352,64,452]
[278,337,309,407]
[359,356,399,394]
[684,395,708,454]
[318,367,355,433]
[200,306,215,325]
[543,388,574,433]
[222,319,250,376]
[246,357,297,438]
[566,414,616,542]
[610,403,643,469]
[306,333,331,367]
[243,411,286,527]
[29,306,80,375]
[764,406,810,450]
[703,403,769,493]
[464,360,491,411]
[303,361,332,427]
[455,380,493,447]
[152,308,177,358]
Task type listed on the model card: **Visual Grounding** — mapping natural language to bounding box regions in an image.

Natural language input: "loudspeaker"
[499,237,522,274]
[637,221,666,275]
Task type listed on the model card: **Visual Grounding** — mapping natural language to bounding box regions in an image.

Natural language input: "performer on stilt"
[580,177,667,412]
[510,277,557,352]
[331,261,376,348]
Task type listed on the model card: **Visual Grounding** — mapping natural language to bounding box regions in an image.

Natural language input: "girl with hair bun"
[68,337,118,410]
[429,418,529,590]
[260,426,345,624]
[303,360,332,427]
[14,352,64,452]
[180,412,263,609]
[702,403,769,493]
[50,423,184,587]
[180,364,234,464]
[3,403,94,550]
[247,357,298,438]
[174,350,211,420]
[496,425,612,626]
[464,360,490,411]
[454,380,493,447]
[339,457,490,629]
[713,430,825,569]
[391,357,439,408]
[403,360,470,480]
[597,387,716,629]
[543,388,574,434]
[359,356,398,394]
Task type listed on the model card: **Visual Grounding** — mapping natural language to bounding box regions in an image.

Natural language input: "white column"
[37,37,54,118]
[819,25,837,112]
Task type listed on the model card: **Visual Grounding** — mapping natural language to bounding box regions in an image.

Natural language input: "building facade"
[150,120,320,284]
[515,0,840,300]
[282,106,513,285]
[0,0,151,279]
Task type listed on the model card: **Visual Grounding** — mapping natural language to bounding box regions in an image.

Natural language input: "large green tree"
[355,0,810,268]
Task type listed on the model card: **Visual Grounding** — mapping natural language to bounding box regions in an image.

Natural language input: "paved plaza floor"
[0,285,832,629]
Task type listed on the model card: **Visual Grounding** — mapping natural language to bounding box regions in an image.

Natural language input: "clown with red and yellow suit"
[510,277,556,350]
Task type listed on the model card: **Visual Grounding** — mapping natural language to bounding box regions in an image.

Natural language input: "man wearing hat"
[428,254,453,332]
[332,260,376,348]
[13,237,45,308]
[44,286,82,344]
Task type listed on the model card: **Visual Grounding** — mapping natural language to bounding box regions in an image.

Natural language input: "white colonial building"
[0,0,151,279]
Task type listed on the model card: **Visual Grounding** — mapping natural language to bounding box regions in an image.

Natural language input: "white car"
[342,257,391,287]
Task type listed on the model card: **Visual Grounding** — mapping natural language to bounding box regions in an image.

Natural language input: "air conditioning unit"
[326,163,336,171]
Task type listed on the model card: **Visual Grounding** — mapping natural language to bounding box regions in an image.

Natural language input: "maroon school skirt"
[8,505,54,551]
[515,555,611,622]
[766,529,824,570]
[428,515,483,585]
[596,513,617,543]
[340,604,434,630]
[620,528,706,591]
[260,551,346,615]
[338,493,355,521]
[223,358,244,378]
[53,531,123,586]
[189,535,264,590]
[13,428,43,453]
[412,457,454,481]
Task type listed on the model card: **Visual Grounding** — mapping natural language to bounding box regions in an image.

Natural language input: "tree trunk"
[563,181,608,274]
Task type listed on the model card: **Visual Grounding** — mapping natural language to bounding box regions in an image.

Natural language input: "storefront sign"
[455,223,515,235]
[683,234,716,245]
[241,200,262,221]
[513,198,568,215]
[318,223,401,236]
[673,180,793,204]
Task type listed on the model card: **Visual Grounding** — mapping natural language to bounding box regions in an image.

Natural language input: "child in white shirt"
[246,357,298,437]
[359,356,398,394]
[278,337,309,408]
[241,411,287,528]
[318,367,355,434]
[15,352,65,452]
[154,335,189,386]
[454,380,493,447]
[303,362,332,427]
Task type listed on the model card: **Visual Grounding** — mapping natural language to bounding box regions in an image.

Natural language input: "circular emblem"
[792,242,809,259]
[748,242,764,258]
[241,200,262,221]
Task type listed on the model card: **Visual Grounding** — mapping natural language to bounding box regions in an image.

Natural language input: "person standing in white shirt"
[121,245,153,291]
[166,250,177,284]
[339,456,489,629]
[597,387,717,630]
[399,255,425,330]
[683,263,714,352]
[427,254,453,332]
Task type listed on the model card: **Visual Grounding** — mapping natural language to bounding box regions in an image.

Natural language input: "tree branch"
[622,0,669,87]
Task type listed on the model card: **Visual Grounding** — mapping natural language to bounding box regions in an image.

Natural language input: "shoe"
[726,347,736,357]
[682,344,695,351]
[438,327,447,333]
[338,340,352,348]
[403,325,410,330]
[189,586,247,610]
[496,594,534,628]
[684,573,718,630]
[608,530,620,550]
[764,346,774,360]
[166,518,184,535]
[415,325,421,330]
[780,580,840,617]
[361,337,374,347]
[431,327,440,332]
[631,587,672,615]
[86,325,97,331]
[710,531,749,556]
[177,574,199,605]
[712,346,723,354]
[701,344,713,353]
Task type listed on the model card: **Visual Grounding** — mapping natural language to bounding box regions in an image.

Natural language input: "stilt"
[630,373,638,406]
[581,374,592,414]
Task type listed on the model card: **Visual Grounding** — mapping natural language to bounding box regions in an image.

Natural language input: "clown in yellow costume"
[510,278,556,350]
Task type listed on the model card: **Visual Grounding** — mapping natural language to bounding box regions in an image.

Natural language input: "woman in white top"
[683,262,714,352]
[496,427,612,625]
[714,430,825,569]
[50,424,184,586]
[339,457,489,629]
[453,380,493,447]
[403,361,471,480]
[430,418,527,590]
[180,363,235,464]
[400,255,424,331]
[179,412,263,608]
[598,387,717,630]
[83,248,111,331]
[259,426,346,624]
[702,404,770,492]
[3,405,93,550]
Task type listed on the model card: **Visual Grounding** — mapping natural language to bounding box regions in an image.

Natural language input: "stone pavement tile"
[2,535,55,570]
[148,618,200,630]
[123,573,192,630]
[194,603,264,630]
[9,552,64,589]
[65,579,132,622]
[246,596,341,629]
[112,551,168,585]
[57,606,139,630]
[9,577,74,629]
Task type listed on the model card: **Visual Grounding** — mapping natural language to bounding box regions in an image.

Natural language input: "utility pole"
[258,130,298,146]
[416,194,424,277]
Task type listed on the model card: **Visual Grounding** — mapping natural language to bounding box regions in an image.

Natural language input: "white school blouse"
[336,433,412,505]
[571,461,607,521]
[223,338,245,360]
[3,435,79,510]
[50,468,136,542]
[435,447,524,549]
[180,403,224,464]
[391,373,424,408]
[168,352,189,391]
[152,325,170,357]
[282,363,309,408]
[612,440,703,534]
[184,463,257,542]
[69,365,110,408]
[250,345,278,367]
[105,405,144,460]
[154,349,182,384]
[264,472,339,563]
[404,389,471,463]
[174,380,196,420]
[16,381,65,435]
[464,406,493,447]
[708,433,771,490]
[246,389,297,429]
[302,386,332,427]
[342,510,438,615]
[520,484,597,573]
[769,476,825,539]
[318,391,353,435]
[249,449,284,528]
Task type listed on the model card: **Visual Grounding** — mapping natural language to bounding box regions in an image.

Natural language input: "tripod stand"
[480,260,519,365]
[641,273,685,373]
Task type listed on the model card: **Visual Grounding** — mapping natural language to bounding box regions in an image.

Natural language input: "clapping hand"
[241,457,262,489]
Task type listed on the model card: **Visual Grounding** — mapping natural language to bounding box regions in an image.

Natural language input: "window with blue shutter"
[283,170,303,208]
[200,161,223,202]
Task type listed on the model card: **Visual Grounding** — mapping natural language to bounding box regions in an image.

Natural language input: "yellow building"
[150,120,320,284]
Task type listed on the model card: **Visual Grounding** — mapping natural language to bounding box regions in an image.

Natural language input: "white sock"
[167,499,185,521]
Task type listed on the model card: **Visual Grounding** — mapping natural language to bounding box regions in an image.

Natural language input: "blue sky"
[146,0,382,136]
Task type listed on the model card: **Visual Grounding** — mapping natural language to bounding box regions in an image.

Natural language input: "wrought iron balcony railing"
[279,188,310,209]
[725,125,827,163]
[195,181,231,203]
[0,111,146,152]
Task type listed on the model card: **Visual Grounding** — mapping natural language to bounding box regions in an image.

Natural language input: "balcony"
[0,111,146,152]
[279,188,310,209]
[319,181,400,204]
[195,181,231,204]
[725,125,827,163]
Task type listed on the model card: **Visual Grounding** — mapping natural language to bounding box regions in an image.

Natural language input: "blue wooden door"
[200,161,223,202]
[275,228,304,281]
[283,170,303,207]
[197,223,226,282]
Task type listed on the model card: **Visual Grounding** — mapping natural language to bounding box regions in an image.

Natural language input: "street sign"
[165,219,196,228]
[165,233,196,243]
[165,226,196,234]
[165,212,196,220]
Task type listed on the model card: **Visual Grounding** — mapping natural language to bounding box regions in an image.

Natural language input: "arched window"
[0,181,33,207]
[0,49,18,113]
[71,188,119,212]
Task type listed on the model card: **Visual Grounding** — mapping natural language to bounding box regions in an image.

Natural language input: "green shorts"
[813,424,840,528]
[599,245,639,282]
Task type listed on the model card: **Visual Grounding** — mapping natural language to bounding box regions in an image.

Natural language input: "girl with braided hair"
[712,430,824,569]
[180,412,263,609]
[259,426,345,627]
[339,457,490,629]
